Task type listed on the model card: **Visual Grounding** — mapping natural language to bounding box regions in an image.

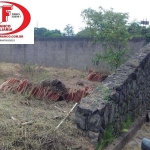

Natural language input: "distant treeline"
[34,22,150,43]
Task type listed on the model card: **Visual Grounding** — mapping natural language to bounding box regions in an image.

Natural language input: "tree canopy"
[63,24,74,36]
[34,24,75,38]
[34,28,62,38]
[33,7,150,49]
[127,21,143,38]
[81,6,131,70]
[76,28,91,37]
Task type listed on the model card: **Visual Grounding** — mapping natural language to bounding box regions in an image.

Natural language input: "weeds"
[97,85,110,101]
[20,63,50,82]
[80,74,85,78]
[96,116,132,150]
[97,125,116,150]
[121,115,132,132]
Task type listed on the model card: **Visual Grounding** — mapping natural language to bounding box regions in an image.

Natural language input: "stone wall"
[0,37,145,70]
[75,43,150,144]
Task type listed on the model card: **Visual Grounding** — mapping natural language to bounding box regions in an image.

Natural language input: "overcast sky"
[17,0,150,33]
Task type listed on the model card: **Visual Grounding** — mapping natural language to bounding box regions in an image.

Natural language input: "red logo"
[0,5,12,22]
[0,1,31,35]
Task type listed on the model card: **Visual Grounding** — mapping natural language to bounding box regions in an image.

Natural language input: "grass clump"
[96,115,133,150]
[121,115,132,133]
[97,125,116,150]
[20,63,50,82]
[97,85,111,101]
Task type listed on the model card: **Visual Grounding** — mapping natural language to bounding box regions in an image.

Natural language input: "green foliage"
[96,116,132,150]
[145,27,150,44]
[93,48,128,70]
[21,63,50,82]
[127,21,143,38]
[97,85,110,101]
[97,125,116,150]
[63,24,74,36]
[76,28,92,37]
[121,115,132,131]
[22,63,35,75]
[81,6,131,70]
[127,21,150,44]
[34,28,62,38]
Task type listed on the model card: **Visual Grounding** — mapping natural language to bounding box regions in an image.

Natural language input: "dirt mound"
[41,79,68,94]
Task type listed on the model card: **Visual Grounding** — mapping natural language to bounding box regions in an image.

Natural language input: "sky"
[16,0,150,33]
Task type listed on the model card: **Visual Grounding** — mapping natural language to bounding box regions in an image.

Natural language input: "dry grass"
[0,92,94,150]
[0,62,102,90]
[0,62,99,150]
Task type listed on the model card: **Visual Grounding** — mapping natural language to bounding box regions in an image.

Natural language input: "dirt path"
[123,122,150,150]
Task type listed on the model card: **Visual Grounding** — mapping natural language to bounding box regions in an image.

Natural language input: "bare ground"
[0,62,107,150]
[123,122,150,150]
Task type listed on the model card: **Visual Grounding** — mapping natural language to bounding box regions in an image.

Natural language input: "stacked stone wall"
[75,43,150,144]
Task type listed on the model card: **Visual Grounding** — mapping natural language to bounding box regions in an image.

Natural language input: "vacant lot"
[0,62,109,150]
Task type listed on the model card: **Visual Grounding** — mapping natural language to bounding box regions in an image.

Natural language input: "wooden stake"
[55,103,78,130]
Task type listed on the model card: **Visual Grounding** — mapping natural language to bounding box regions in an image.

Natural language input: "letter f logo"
[0,5,12,23]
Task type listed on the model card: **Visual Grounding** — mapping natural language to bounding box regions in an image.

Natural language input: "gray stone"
[118,105,122,114]
[97,103,106,115]
[104,106,109,125]
[77,98,93,115]
[75,111,87,130]
[88,131,100,145]
[109,103,115,123]
[114,119,121,134]
[119,93,124,106]
[110,92,119,103]
[75,43,150,144]
[87,112,101,132]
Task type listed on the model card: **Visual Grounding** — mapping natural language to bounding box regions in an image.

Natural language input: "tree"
[81,7,131,70]
[127,21,150,44]
[145,26,150,44]
[44,29,62,37]
[76,28,91,37]
[34,28,62,38]
[63,24,74,36]
[127,21,143,38]
[34,27,47,38]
